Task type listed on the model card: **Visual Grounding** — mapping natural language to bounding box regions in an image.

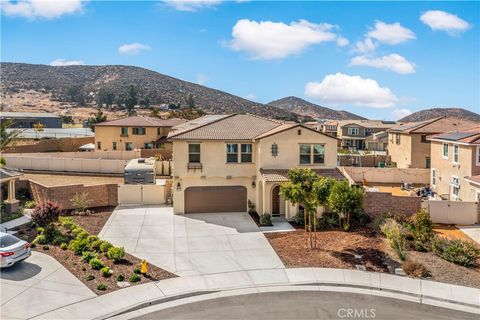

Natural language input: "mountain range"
[399,108,480,122]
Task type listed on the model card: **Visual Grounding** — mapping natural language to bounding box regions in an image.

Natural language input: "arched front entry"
[271,185,280,216]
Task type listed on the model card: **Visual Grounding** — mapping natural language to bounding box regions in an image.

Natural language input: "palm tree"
[0,119,22,151]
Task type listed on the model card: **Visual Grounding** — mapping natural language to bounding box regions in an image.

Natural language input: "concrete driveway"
[99,206,284,276]
[1,252,96,320]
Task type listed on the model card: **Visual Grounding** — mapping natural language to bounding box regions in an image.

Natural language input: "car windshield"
[1,234,21,248]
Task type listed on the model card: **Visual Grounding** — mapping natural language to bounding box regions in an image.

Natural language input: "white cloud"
[367,21,416,45]
[228,19,339,60]
[353,37,377,53]
[420,10,470,35]
[196,73,208,85]
[1,0,86,19]
[118,43,151,55]
[49,58,84,66]
[162,0,222,12]
[350,54,415,74]
[392,108,412,120]
[336,36,349,47]
[304,73,398,108]
[244,93,256,101]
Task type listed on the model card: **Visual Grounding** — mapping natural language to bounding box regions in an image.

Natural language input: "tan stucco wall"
[388,133,412,168]
[172,126,338,215]
[431,141,479,201]
[94,126,172,151]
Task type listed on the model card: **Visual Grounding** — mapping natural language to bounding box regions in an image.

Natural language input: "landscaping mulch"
[34,245,176,295]
[69,206,115,235]
[265,229,389,272]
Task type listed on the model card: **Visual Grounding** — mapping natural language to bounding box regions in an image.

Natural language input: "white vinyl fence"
[422,200,479,225]
[340,167,430,184]
[5,150,141,160]
[118,184,166,205]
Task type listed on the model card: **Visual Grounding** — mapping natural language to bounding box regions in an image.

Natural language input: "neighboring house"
[0,112,62,128]
[319,120,338,138]
[428,126,480,202]
[168,114,342,218]
[336,120,396,150]
[387,117,478,169]
[94,116,186,151]
[365,131,389,151]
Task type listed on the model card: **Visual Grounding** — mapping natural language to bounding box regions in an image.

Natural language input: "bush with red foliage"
[32,201,62,227]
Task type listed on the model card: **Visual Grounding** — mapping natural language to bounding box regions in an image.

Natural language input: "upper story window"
[347,128,359,136]
[299,144,325,165]
[121,127,128,136]
[132,127,146,135]
[188,144,201,163]
[271,143,278,157]
[226,144,238,163]
[125,142,133,151]
[432,169,436,186]
[395,133,401,145]
[442,143,449,159]
[241,144,252,163]
[421,135,429,143]
[365,128,374,136]
[453,144,459,163]
[451,176,460,199]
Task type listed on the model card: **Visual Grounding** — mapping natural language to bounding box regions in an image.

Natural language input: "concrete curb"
[31,268,480,319]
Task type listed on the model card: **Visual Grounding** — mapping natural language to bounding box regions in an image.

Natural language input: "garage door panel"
[185,186,247,213]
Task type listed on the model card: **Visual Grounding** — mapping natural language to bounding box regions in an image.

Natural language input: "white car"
[1,232,31,268]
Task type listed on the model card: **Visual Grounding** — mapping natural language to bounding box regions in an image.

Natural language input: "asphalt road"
[133,291,477,320]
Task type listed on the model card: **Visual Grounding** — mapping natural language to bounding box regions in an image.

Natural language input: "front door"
[272,185,280,216]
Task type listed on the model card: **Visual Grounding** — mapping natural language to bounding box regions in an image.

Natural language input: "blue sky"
[1,1,479,120]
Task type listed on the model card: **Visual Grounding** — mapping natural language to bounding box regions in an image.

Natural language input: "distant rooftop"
[336,120,397,129]
[427,126,480,145]
[94,116,186,127]
[389,117,479,134]
[0,112,60,118]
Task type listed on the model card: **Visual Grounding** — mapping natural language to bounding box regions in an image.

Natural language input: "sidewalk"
[32,268,480,319]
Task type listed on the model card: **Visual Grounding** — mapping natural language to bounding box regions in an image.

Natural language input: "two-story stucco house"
[336,120,396,150]
[94,116,185,151]
[168,114,343,218]
[387,117,478,169]
[428,126,480,202]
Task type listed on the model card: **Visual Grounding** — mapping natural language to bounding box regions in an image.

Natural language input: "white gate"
[422,200,478,225]
[118,184,165,205]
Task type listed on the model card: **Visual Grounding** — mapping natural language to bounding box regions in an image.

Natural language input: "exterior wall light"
[252,181,256,188]
[176,182,181,191]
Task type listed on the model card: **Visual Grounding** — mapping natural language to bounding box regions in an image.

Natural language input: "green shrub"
[86,274,95,281]
[69,238,88,255]
[89,258,105,270]
[76,230,89,240]
[129,274,141,283]
[433,238,480,267]
[36,227,45,234]
[100,241,113,253]
[71,192,90,214]
[60,242,68,250]
[101,267,111,277]
[380,219,407,261]
[97,283,107,291]
[44,226,69,245]
[59,217,77,230]
[402,260,430,278]
[82,251,97,262]
[116,274,125,282]
[294,212,305,226]
[318,212,338,229]
[89,240,103,252]
[72,227,86,236]
[86,235,99,244]
[247,200,256,214]
[351,209,371,228]
[133,267,141,274]
[107,247,125,262]
[32,234,47,245]
[259,214,272,226]
[23,200,37,209]
[409,209,434,252]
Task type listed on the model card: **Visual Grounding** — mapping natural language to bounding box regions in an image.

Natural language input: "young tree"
[87,110,107,132]
[327,180,364,230]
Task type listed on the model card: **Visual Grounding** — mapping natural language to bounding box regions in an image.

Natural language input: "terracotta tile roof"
[94,116,186,127]
[388,117,479,134]
[260,168,345,182]
[427,126,480,145]
[337,120,397,129]
[168,114,284,140]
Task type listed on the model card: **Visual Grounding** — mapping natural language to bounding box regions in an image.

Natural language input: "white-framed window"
[395,133,401,145]
[188,143,201,163]
[442,143,449,159]
[240,144,253,163]
[226,143,238,163]
[453,144,459,163]
[451,176,460,199]
[476,146,480,166]
[299,144,325,165]
[347,128,359,136]
[431,169,436,187]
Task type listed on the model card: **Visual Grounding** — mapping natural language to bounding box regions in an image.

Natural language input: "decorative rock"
[355,264,366,271]
[395,268,406,276]
[116,281,130,288]
[354,254,363,259]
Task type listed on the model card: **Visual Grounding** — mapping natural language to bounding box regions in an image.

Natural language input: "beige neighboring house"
[428,126,480,202]
[319,120,338,138]
[387,117,479,169]
[365,131,389,151]
[336,120,396,150]
[168,114,343,218]
[94,116,185,151]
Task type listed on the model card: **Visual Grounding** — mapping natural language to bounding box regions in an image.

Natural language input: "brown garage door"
[185,186,247,213]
